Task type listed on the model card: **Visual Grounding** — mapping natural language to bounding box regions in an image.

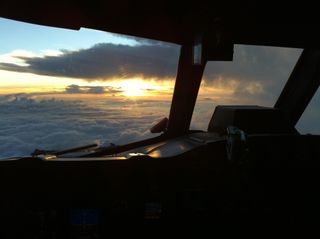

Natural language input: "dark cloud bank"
[0,43,301,86]
[0,43,180,80]
[65,84,122,95]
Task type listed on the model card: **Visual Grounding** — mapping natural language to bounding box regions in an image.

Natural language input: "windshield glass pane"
[191,44,302,130]
[296,89,320,134]
[0,17,179,158]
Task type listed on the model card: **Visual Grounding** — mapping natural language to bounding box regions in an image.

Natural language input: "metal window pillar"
[275,49,320,127]
[166,44,207,136]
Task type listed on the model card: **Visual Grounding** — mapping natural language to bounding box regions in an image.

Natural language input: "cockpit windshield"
[0,17,179,158]
[0,17,313,159]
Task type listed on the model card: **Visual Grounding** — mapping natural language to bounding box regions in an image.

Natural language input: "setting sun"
[120,80,145,97]
[111,79,173,98]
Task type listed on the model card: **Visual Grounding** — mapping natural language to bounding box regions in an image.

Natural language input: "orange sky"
[0,69,175,100]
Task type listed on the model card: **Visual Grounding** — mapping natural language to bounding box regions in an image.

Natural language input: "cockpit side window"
[190,44,302,130]
[296,88,320,134]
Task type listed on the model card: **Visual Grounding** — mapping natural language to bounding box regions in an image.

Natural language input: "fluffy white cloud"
[0,94,170,158]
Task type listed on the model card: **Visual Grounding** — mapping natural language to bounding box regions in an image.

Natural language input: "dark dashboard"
[1,130,320,236]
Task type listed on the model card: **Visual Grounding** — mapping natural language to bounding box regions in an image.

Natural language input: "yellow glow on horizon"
[0,70,174,99]
[0,70,84,91]
[114,79,166,97]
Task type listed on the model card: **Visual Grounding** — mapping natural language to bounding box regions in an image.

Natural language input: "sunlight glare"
[120,80,146,97]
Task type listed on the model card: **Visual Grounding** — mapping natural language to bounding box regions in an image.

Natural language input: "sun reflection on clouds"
[40,49,63,57]
[0,50,35,66]
[0,69,174,99]
[0,49,64,67]
[113,79,171,97]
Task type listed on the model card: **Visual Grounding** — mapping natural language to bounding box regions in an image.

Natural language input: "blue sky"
[0,17,138,54]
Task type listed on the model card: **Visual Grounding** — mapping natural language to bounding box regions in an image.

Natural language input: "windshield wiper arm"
[31,143,98,157]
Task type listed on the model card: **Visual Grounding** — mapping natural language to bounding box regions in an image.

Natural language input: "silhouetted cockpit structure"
[1,1,320,237]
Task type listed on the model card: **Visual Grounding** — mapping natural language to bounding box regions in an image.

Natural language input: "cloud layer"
[0,94,171,158]
[64,84,122,95]
[0,87,318,159]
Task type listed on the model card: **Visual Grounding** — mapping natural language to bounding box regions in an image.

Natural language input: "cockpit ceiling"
[0,0,319,49]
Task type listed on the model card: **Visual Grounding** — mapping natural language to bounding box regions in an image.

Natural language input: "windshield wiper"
[31,143,98,157]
